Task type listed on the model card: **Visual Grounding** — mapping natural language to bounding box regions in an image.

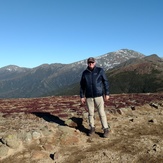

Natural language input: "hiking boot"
[103,128,109,138]
[88,127,95,136]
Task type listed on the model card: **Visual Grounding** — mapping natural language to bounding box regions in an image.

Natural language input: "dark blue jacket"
[80,66,109,98]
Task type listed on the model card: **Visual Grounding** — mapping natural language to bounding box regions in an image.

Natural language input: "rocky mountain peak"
[1,65,20,72]
[0,49,155,98]
[0,65,29,73]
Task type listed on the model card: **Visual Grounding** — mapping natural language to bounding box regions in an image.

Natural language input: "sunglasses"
[88,62,94,64]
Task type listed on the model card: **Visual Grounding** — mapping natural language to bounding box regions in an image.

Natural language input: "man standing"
[80,57,110,138]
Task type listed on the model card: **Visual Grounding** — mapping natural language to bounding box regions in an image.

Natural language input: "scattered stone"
[129,118,134,122]
[148,119,157,124]
[0,145,9,157]
[24,132,33,143]
[2,133,20,149]
[131,106,136,110]
[116,109,122,114]
[32,131,41,139]
[53,152,59,160]
[150,103,159,109]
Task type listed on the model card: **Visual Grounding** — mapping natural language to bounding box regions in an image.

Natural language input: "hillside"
[0,49,144,98]
[107,54,163,94]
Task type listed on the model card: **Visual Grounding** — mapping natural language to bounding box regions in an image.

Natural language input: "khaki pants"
[86,96,108,129]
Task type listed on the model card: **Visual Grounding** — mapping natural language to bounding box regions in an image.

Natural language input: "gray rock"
[0,145,9,157]
[150,103,159,109]
[24,132,32,143]
[32,131,41,139]
[2,133,20,149]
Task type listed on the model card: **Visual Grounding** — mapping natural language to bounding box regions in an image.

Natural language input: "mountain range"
[0,49,162,98]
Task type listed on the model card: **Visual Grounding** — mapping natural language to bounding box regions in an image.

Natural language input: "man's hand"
[81,98,86,104]
[104,95,110,101]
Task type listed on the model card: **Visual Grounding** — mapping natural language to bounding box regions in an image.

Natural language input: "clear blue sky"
[0,0,163,68]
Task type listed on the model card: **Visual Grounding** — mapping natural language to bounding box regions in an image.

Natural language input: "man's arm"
[80,73,86,104]
[80,72,86,98]
[101,68,109,96]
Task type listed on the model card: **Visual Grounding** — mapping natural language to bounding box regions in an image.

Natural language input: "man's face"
[88,61,95,69]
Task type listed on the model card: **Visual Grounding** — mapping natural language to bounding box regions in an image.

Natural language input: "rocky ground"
[0,93,163,163]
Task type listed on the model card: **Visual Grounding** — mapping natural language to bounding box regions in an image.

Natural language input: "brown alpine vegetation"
[0,93,163,163]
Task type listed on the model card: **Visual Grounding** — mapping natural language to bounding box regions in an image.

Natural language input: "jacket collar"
[87,66,96,72]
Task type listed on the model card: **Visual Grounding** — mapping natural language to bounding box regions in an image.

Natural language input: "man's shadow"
[31,112,66,126]
[70,117,89,135]
[31,112,89,135]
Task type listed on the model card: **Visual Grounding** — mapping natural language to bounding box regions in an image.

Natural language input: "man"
[80,57,110,138]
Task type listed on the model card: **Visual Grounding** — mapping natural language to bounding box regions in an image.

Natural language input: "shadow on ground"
[70,117,89,135]
[31,112,89,135]
[31,112,66,126]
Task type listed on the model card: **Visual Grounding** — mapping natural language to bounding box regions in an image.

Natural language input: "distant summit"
[92,49,145,70]
[0,65,29,72]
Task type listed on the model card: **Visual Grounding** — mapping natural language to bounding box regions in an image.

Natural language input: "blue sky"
[0,0,163,68]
